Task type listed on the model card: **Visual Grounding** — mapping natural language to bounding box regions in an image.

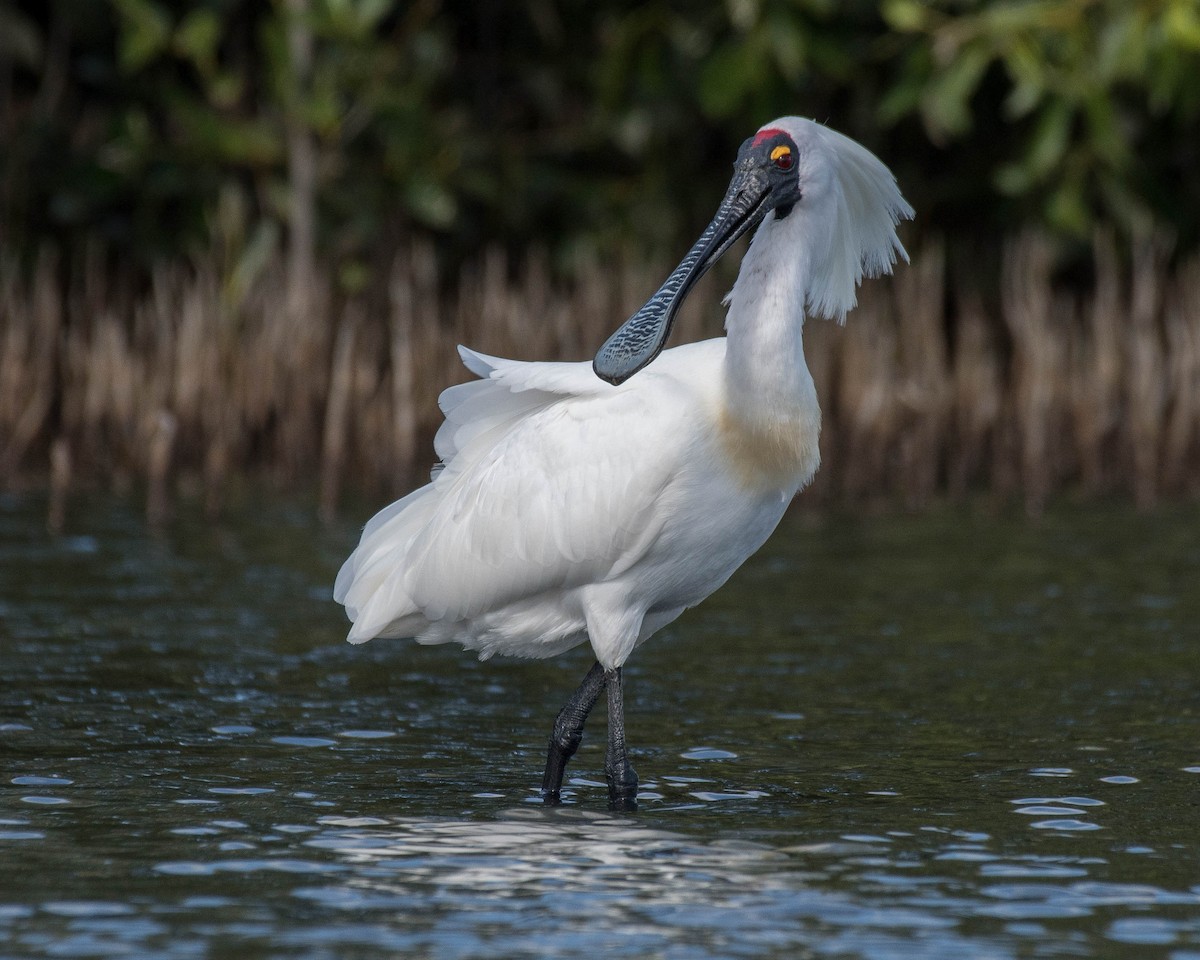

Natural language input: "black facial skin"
[736,130,802,220]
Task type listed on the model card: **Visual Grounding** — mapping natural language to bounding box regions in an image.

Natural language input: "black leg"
[604,667,638,811]
[541,660,606,802]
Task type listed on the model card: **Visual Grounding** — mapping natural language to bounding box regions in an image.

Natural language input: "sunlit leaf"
[881,0,928,33]
[1025,100,1072,179]
[727,0,761,33]
[405,180,457,229]
[1046,176,1089,236]
[226,219,280,307]
[1082,94,1127,167]
[994,162,1031,196]
[207,72,245,109]
[921,44,990,137]
[174,8,221,74]
[353,0,394,31]
[1002,40,1046,118]
[112,0,172,72]
[1165,0,1200,50]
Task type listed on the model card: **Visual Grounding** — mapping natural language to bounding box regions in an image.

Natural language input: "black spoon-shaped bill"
[593,160,776,386]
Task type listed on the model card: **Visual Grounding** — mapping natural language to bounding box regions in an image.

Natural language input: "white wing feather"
[336,344,707,647]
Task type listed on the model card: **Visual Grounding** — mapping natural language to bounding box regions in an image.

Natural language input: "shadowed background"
[2,0,1200,519]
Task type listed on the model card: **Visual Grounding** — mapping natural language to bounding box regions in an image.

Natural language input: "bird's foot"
[605,762,639,812]
[540,731,579,801]
[539,660,607,804]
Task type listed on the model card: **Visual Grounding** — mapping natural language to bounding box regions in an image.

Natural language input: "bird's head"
[594,117,914,385]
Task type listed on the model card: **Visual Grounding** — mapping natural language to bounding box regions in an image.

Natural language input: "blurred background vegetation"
[6,0,1200,283]
[3,0,1200,515]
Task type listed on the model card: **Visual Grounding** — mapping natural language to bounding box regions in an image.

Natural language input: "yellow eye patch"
[770,145,791,162]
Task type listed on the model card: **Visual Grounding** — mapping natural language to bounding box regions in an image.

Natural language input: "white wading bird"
[335,117,913,809]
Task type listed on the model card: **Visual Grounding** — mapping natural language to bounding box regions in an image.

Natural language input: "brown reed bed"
[2,233,1198,527]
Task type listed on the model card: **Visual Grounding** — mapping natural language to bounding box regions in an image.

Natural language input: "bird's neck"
[722,235,815,422]
[718,236,821,492]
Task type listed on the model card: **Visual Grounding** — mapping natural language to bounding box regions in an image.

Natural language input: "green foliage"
[2,0,1199,283]
[881,0,1200,238]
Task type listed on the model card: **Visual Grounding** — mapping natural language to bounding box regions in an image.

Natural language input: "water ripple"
[4,496,1200,959]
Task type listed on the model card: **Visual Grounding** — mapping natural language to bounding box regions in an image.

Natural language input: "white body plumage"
[336,336,818,670]
[335,116,912,676]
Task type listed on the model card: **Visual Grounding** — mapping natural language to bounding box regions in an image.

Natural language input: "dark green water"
[2,492,1199,959]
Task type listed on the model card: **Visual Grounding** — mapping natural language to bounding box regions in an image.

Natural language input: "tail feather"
[334,486,439,640]
[335,343,606,645]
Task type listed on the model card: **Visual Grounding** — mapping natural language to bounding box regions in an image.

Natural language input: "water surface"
[2,493,1199,958]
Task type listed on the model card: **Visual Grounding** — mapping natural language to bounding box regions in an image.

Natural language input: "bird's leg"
[541,660,607,803]
[604,667,638,811]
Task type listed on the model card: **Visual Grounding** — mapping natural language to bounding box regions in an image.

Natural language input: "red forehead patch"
[752,127,787,147]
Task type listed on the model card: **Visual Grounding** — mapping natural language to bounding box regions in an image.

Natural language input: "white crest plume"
[765,117,914,323]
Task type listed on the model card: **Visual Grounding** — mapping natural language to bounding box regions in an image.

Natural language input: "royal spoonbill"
[335,116,913,809]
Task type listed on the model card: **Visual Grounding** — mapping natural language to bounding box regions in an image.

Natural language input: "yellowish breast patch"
[717,407,821,493]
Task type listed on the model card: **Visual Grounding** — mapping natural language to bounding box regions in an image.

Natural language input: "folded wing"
[335,346,693,644]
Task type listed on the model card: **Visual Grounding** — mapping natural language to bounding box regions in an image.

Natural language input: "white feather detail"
[737,117,914,325]
[334,343,714,657]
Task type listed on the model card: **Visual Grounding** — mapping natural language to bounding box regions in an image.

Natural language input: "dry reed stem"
[1126,231,1170,509]
[892,242,950,508]
[1074,232,1123,494]
[145,409,177,525]
[1,235,1198,521]
[834,287,898,502]
[1162,258,1200,494]
[319,301,359,522]
[0,254,60,477]
[947,293,1002,498]
[1002,235,1066,516]
[47,436,70,534]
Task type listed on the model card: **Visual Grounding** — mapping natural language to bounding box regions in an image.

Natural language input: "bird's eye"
[770,145,793,170]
